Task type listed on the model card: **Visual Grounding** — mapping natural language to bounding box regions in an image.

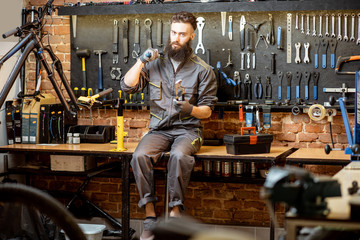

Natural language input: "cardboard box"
[50,155,96,172]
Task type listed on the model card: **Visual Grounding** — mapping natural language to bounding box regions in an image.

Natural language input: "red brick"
[129,120,147,128]
[100,183,119,193]
[194,188,213,198]
[291,114,310,124]
[213,189,235,199]
[275,133,296,142]
[337,134,349,144]
[269,122,282,131]
[304,124,324,133]
[224,199,243,209]
[234,190,260,200]
[193,208,213,218]
[213,209,233,219]
[283,123,302,133]
[298,132,318,142]
[91,193,109,201]
[244,201,266,210]
[318,133,332,143]
[100,202,119,212]
[233,211,253,220]
[203,121,224,130]
[202,199,222,209]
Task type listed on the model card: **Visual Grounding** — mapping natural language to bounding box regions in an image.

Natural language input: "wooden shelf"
[58,0,360,16]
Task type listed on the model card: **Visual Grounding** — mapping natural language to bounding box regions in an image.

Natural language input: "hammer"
[94,50,107,92]
[76,49,91,93]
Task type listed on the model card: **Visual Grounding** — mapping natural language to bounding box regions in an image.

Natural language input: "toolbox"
[223,127,273,155]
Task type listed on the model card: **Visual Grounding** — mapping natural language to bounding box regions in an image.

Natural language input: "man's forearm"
[190,105,212,119]
[124,59,144,87]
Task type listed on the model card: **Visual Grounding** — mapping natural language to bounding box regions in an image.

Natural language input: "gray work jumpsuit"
[120,53,217,209]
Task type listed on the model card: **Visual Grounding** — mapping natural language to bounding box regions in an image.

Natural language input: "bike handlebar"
[2,27,20,39]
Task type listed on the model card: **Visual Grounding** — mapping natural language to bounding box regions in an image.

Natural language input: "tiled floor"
[79,217,285,240]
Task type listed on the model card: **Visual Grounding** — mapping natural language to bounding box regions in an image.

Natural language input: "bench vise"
[261,166,341,217]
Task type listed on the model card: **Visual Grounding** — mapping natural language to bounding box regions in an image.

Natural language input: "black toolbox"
[223,127,273,155]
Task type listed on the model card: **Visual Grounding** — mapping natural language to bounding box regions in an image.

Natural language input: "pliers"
[254,76,263,99]
[233,71,241,99]
[265,76,272,99]
[244,74,252,100]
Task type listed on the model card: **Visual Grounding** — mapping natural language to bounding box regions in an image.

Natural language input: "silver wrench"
[351,13,356,41]
[325,14,330,37]
[343,14,349,41]
[306,14,310,36]
[303,42,310,63]
[301,14,304,34]
[240,52,245,70]
[195,17,205,54]
[312,15,317,37]
[295,13,299,30]
[331,14,336,38]
[337,13,342,41]
[295,42,301,64]
[247,52,251,69]
[318,15,323,37]
[357,14,360,45]
[252,53,256,69]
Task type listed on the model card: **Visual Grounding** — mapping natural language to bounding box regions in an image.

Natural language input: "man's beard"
[164,38,193,62]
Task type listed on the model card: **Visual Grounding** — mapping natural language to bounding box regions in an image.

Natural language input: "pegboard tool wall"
[70,10,360,108]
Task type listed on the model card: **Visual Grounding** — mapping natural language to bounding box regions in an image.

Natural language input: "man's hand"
[139,48,159,63]
[174,99,193,118]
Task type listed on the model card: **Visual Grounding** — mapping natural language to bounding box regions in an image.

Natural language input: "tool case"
[223,127,273,155]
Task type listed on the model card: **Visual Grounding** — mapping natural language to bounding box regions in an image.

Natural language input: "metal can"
[214,161,221,176]
[233,162,243,177]
[251,162,257,177]
[203,160,212,176]
[222,161,232,177]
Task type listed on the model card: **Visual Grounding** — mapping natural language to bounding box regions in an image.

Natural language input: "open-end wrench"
[301,14,305,34]
[337,13,342,41]
[357,14,360,45]
[195,17,205,54]
[286,72,292,100]
[313,72,320,100]
[295,13,299,30]
[351,13,356,42]
[246,52,251,69]
[343,14,349,41]
[306,14,310,36]
[303,42,310,63]
[312,15,317,37]
[240,52,245,70]
[325,14,330,37]
[331,14,336,38]
[318,15,323,38]
[252,53,256,70]
[320,39,329,69]
[329,39,337,69]
[295,42,301,64]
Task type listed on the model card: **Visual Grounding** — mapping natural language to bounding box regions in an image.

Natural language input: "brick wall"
[25,0,345,227]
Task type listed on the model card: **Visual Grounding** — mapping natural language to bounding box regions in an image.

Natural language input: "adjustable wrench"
[343,14,349,41]
[357,14,360,45]
[351,13,356,42]
[195,17,205,54]
[325,14,330,37]
[331,14,336,38]
[303,42,310,64]
[295,42,301,64]
[337,13,342,41]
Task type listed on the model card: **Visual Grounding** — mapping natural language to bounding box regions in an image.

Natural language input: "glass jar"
[73,133,80,144]
[66,133,73,144]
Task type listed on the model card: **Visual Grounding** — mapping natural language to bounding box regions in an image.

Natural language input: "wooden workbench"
[286,148,350,166]
[0,143,293,240]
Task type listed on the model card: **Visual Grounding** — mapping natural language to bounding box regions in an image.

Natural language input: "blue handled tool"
[314,39,320,69]
[254,76,263,99]
[304,72,311,100]
[277,71,283,100]
[313,72,320,100]
[320,39,328,69]
[286,72,292,100]
[94,50,107,92]
[277,26,282,50]
[329,39,337,69]
[295,71,302,99]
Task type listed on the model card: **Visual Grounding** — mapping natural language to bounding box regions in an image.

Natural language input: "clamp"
[110,67,122,81]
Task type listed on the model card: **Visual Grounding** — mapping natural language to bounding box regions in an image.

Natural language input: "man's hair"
[170,12,197,31]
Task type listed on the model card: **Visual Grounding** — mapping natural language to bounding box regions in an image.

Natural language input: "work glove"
[174,99,193,119]
[139,48,159,63]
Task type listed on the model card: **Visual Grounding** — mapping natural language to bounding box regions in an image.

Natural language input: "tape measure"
[308,104,326,121]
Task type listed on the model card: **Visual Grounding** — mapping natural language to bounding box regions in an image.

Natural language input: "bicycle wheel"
[0,183,86,240]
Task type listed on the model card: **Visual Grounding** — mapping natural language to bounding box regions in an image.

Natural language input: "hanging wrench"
[337,13,342,41]
[247,52,251,69]
[350,13,356,42]
[325,14,330,37]
[357,14,360,45]
[306,14,310,36]
[144,18,153,48]
[331,14,336,38]
[303,42,310,63]
[295,42,301,64]
[195,17,205,54]
[343,14,349,41]
[318,15,323,38]
[301,14,304,34]
[312,15,317,37]
[295,13,299,30]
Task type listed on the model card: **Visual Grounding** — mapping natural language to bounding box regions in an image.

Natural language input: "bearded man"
[121,11,217,240]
